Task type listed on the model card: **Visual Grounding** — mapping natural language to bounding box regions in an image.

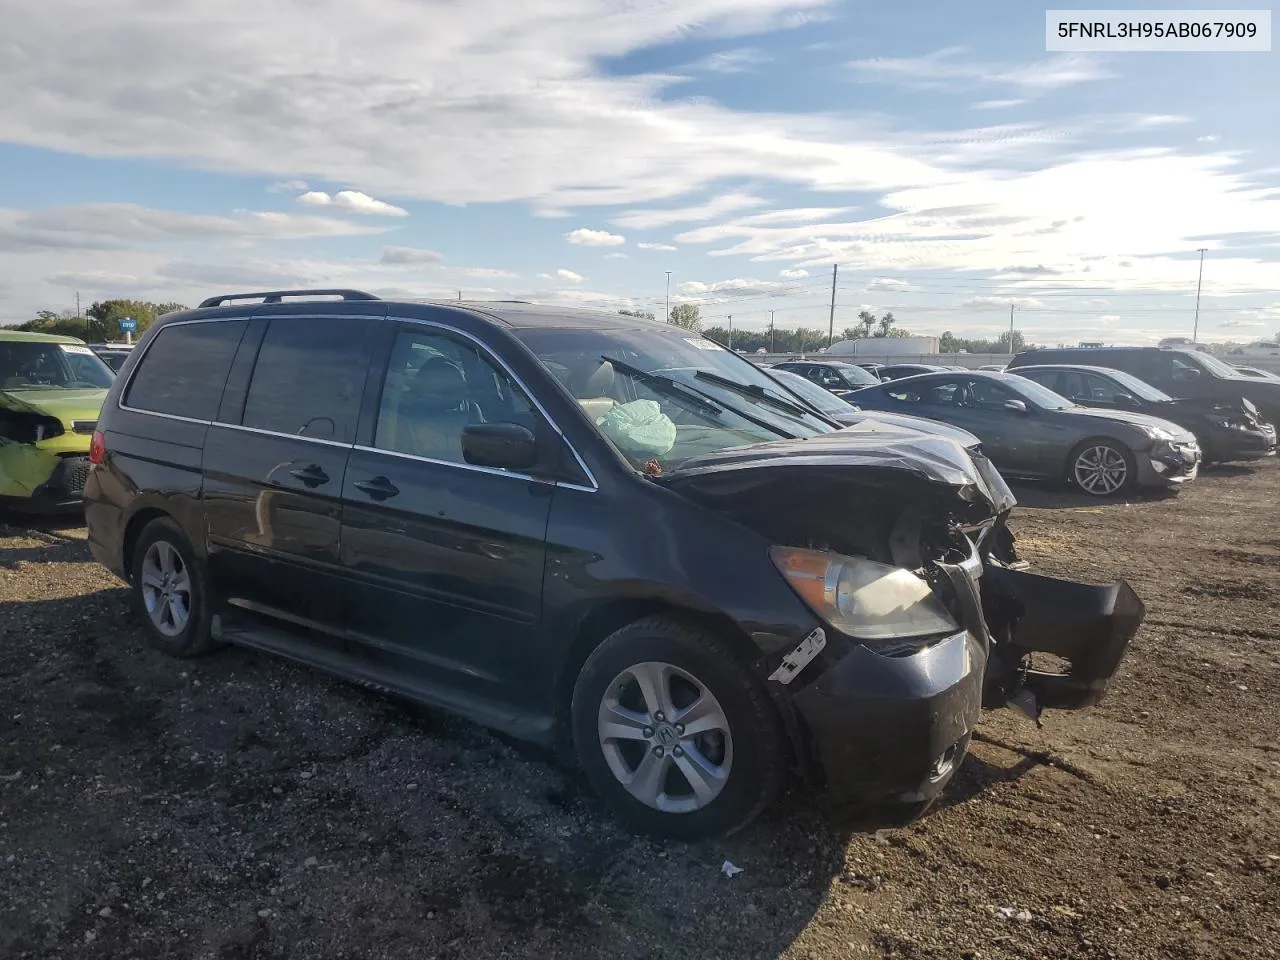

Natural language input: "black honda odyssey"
[84,290,1143,839]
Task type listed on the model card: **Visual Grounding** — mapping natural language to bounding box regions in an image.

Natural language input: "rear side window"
[124,321,246,420]
[241,316,373,443]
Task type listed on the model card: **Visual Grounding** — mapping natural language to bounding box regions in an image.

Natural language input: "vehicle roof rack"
[198,289,381,308]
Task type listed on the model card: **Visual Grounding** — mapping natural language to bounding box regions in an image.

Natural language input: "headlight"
[770,546,959,642]
[1144,426,1176,442]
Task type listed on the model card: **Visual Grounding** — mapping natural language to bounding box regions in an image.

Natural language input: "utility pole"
[457,290,462,301]
[76,291,81,319]
[827,263,838,347]
[665,271,672,323]
[1192,247,1207,342]
[1009,303,1016,356]
[769,310,775,354]
[727,315,733,351]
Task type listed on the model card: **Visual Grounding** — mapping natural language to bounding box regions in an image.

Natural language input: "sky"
[1,0,1278,346]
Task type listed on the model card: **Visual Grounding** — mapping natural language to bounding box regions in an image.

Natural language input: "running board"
[211,612,556,745]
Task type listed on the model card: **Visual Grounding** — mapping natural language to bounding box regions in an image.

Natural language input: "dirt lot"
[2,462,1279,960]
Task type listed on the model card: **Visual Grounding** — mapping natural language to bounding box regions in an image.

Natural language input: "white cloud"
[850,48,1116,94]
[297,190,408,217]
[963,296,1046,309]
[47,269,142,288]
[692,47,772,74]
[780,268,808,278]
[458,266,519,278]
[556,268,584,283]
[565,227,626,247]
[267,179,309,193]
[381,245,444,264]
[0,202,386,253]
[604,252,628,259]
[677,277,807,299]
[636,242,678,251]
[613,194,768,230]
[866,277,914,292]
[1198,135,1220,143]
[972,99,1027,110]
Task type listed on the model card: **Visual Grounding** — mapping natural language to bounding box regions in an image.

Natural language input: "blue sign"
[118,316,137,333]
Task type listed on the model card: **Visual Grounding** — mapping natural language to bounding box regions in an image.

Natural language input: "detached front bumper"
[776,549,1143,807]
[789,630,984,805]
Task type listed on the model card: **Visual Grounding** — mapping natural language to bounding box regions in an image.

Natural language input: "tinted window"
[125,321,245,420]
[1057,371,1115,402]
[374,329,537,465]
[1017,369,1060,392]
[241,316,372,442]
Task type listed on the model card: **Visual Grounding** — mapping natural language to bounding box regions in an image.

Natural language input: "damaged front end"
[660,429,1144,778]
[0,402,98,509]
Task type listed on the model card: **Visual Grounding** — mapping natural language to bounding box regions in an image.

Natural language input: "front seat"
[397,357,484,462]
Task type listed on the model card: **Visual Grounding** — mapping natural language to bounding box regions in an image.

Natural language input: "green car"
[0,330,116,511]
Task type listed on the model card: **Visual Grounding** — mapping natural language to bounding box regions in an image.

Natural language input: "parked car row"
[7,288,1139,841]
[757,347,1276,499]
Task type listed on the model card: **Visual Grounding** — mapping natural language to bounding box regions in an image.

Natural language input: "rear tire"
[570,615,785,841]
[130,517,218,658]
[1067,439,1136,497]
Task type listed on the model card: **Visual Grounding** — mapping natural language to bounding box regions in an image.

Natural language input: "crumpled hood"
[1061,405,1198,441]
[0,387,107,424]
[661,430,1016,513]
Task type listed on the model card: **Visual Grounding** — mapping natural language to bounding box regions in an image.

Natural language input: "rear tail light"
[88,430,106,465]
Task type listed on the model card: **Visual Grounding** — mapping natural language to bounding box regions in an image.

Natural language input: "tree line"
[622,305,1028,354]
[13,300,188,342]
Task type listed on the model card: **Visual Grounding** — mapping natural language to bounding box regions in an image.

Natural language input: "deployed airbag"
[596,399,677,458]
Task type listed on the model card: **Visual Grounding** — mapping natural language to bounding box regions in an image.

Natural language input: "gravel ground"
[2,461,1278,960]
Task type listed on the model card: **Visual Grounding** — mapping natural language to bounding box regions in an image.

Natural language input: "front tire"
[570,615,786,841]
[1068,439,1136,497]
[131,517,217,658]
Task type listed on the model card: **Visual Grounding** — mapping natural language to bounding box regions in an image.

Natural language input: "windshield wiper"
[601,357,797,439]
[692,369,816,419]
[599,356,724,417]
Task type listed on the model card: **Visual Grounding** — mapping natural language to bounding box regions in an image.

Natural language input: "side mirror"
[461,422,538,470]
[1003,399,1029,414]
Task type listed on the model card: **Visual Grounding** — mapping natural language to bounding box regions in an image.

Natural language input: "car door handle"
[353,476,400,501]
[288,464,329,487]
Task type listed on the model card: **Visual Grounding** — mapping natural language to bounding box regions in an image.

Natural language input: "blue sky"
[1,0,1277,345]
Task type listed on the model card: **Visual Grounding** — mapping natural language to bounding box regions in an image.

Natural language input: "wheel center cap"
[654,723,678,747]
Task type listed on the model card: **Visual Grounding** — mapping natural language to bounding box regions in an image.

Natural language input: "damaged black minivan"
[84,292,1143,839]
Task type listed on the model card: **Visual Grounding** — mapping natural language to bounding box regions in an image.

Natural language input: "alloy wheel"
[1074,444,1129,496]
[139,541,192,637]
[596,661,734,814]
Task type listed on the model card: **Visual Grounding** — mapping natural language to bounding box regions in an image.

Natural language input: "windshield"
[1190,351,1247,379]
[766,368,854,415]
[511,325,835,469]
[828,363,880,387]
[1105,368,1173,402]
[1003,374,1076,410]
[0,341,115,390]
